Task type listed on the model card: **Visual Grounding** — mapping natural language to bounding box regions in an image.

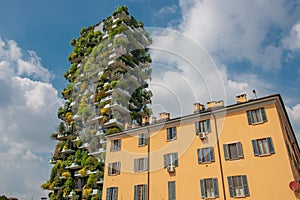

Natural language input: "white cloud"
[0,38,61,198]
[177,0,295,71]
[282,22,300,50]
[155,4,178,18]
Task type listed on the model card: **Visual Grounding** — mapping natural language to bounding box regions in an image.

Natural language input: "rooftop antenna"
[252,90,257,99]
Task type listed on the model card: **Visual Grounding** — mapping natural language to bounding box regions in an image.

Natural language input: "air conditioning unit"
[199,132,207,139]
[167,165,175,173]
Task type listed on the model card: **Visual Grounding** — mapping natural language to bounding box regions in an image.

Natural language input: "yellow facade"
[102,94,300,200]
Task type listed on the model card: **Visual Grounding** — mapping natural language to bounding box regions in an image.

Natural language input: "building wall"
[102,95,300,200]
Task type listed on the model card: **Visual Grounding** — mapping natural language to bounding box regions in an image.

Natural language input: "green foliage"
[107,127,121,134]
[87,174,95,188]
[112,6,129,16]
[81,151,89,167]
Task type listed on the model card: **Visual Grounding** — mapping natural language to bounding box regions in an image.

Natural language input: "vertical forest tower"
[42,6,152,199]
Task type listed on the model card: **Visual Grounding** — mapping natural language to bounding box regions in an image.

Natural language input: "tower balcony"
[90,189,101,196]
[114,87,131,97]
[61,148,75,154]
[57,133,69,140]
[49,158,57,164]
[108,60,130,71]
[103,118,124,128]
[79,142,90,149]
[96,178,104,185]
[88,147,106,156]
[66,163,82,170]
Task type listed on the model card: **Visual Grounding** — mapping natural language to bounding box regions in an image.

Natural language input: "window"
[246,108,267,125]
[252,137,275,156]
[167,127,177,141]
[197,147,215,163]
[195,119,211,135]
[106,187,118,200]
[223,142,244,160]
[134,184,147,200]
[110,139,121,152]
[138,133,147,146]
[134,157,148,172]
[200,178,219,199]
[227,175,250,197]
[108,162,120,176]
[168,181,176,200]
[164,153,178,168]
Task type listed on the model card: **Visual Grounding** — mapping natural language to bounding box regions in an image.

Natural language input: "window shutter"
[227,176,234,197]
[174,153,178,167]
[134,185,138,200]
[118,140,121,150]
[106,188,110,200]
[210,147,215,162]
[267,137,275,154]
[117,162,120,174]
[246,110,252,125]
[195,122,199,135]
[197,149,203,164]
[242,175,250,196]
[114,187,118,200]
[168,181,175,200]
[200,179,206,199]
[167,128,170,140]
[134,159,137,172]
[173,127,177,137]
[207,119,211,133]
[108,164,111,176]
[145,157,148,171]
[252,140,259,156]
[237,142,244,158]
[213,178,219,198]
[261,108,267,122]
[223,144,229,160]
[164,154,168,168]
[143,185,147,200]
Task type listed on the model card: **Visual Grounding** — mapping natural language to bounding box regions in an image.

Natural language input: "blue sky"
[0,0,300,198]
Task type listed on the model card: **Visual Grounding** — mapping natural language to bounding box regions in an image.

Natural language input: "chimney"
[142,116,150,125]
[235,94,247,103]
[194,102,205,113]
[159,112,170,121]
[124,121,130,130]
[151,116,156,124]
[207,100,224,109]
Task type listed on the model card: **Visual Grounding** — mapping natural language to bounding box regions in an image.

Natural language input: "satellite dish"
[289,181,299,191]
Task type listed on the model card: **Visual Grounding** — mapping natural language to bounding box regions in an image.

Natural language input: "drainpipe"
[211,111,226,200]
[147,126,150,200]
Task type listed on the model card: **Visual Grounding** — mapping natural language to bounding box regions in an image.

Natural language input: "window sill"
[251,121,264,125]
[138,144,147,147]
[166,137,177,142]
[258,153,271,157]
[233,196,246,198]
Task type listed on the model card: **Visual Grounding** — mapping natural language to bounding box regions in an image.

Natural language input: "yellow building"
[102,94,300,200]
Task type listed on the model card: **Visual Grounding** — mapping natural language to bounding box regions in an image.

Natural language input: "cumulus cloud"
[177,0,298,71]
[282,22,300,51]
[155,4,178,18]
[0,38,61,198]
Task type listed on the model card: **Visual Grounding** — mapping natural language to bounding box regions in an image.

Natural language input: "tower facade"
[42,6,152,199]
